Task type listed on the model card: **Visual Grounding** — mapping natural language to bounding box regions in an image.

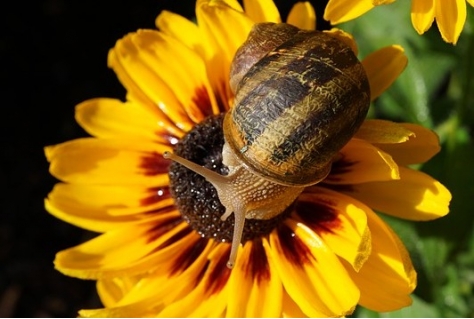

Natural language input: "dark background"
[1,0,327,316]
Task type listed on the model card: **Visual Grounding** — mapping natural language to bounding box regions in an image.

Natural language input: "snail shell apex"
[225,23,370,186]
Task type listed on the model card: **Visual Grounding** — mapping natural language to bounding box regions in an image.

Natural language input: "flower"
[324,0,474,44]
[44,0,451,317]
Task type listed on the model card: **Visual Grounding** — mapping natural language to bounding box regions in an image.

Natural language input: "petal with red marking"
[54,215,193,279]
[227,239,283,317]
[45,184,174,233]
[45,138,171,186]
[157,244,232,317]
[296,187,371,271]
[268,220,359,317]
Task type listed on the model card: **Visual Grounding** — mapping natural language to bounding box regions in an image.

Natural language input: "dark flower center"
[168,114,291,243]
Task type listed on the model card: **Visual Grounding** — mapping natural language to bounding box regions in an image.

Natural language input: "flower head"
[45,0,451,317]
[324,0,474,44]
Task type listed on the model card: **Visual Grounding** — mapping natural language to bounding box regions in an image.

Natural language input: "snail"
[164,22,370,268]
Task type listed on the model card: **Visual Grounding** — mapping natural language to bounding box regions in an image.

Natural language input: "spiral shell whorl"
[225,23,370,186]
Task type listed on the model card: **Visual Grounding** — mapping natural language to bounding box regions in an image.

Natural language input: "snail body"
[164,22,370,268]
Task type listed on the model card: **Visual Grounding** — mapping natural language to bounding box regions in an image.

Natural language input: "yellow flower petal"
[55,217,193,279]
[108,32,193,132]
[45,183,174,232]
[435,0,467,44]
[287,2,316,30]
[325,138,399,184]
[341,166,451,220]
[45,138,171,186]
[225,241,257,317]
[75,98,181,143]
[49,183,173,217]
[128,242,215,304]
[45,196,134,234]
[268,220,359,317]
[124,89,186,139]
[244,244,283,318]
[296,187,372,271]
[375,123,441,165]
[324,0,375,24]
[157,243,232,317]
[83,277,169,317]
[196,0,254,105]
[281,290,314,317]
[355,119,414,144]
[155,10,210,62]
[137,30,219,121]
[227,239,283,317]
[411,0,435,35]
[362,45,407,101]
[118,30,218,125]
[468,0,474,7]
[343,208,416,312]
[97,277,140,307]
[243,0,281,23]
[84,239,216,318]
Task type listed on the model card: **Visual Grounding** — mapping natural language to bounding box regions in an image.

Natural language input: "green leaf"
[414,236,450,285]
[419,137,474,244]
[437,264,470,317]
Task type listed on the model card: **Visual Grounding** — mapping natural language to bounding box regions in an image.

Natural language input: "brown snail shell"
[225,23,370,186]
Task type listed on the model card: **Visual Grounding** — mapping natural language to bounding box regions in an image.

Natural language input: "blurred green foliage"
[338,1,474,317]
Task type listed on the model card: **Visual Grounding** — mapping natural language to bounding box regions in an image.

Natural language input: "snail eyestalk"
[163,151,228,185]
[221,208,246,269]
[163,151,244,269]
